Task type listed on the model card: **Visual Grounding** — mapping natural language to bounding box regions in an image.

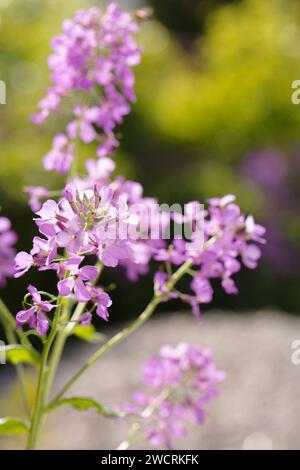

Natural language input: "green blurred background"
[1,0,300,320]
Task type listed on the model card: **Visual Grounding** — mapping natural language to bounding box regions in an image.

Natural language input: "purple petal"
[41,301,56,312]
[36,312,49,336]
[36,199,57,219]
[96,304,109,321]
[56,230,72,247]
[14,251,33,277]
[101,249,118,267]
[79,265,98,281]
[65,256,83,274]
[97,292,112,308]
[80,312,92,326]
[0,217,11,232]
[27,285,41,304]
[58,277,74,297]
[16,306,37,324]
[74,278,91,302]
[38,223,56,238]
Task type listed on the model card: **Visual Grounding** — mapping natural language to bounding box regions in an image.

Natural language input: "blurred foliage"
[1,0,300,315]
[132,0,300,208]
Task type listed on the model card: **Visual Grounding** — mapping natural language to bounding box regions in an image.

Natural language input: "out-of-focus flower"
[0,216,17,287]
[43,134,75,174]
[25,186,50,212]
[121,343,225,449]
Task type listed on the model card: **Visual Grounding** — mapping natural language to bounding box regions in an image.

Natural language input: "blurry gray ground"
[2,310,300,449]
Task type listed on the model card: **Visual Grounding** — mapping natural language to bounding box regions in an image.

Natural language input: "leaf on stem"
[4,345,40,367]
[51,397,120,417]
[73,325,106,344]
[0,417,29,435]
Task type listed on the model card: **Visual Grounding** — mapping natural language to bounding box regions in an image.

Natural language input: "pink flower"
[14,251,34,278]
[89,287,112,321]
[43,134,75,174]
[58,257,98,302]
[121,343,225,449]
[25,186,49,212]
[16,285,56,335]
[0,216,17,286]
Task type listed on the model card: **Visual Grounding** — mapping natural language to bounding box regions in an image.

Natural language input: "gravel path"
[2,310,300,449]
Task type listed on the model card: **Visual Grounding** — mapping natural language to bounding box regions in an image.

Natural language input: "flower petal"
[16,306,37,324]
[36,312,49,336]
[58,277,74,297]
[74,278,91,302]
[79,265,98,281]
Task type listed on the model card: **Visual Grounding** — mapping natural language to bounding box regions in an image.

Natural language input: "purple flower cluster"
[15,158,265,334]
[0,216,17,287]
[154,194,265,318]
[33,3,142,173]
[122,343,225,449]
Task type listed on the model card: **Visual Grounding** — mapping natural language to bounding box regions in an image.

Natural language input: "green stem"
[43,262,104,405]
[49,258,194,408]
[0,297,16,331]
[42,299,70,406]
[26,302,62,450]
[2,323,31,417]
[0,297,31,417]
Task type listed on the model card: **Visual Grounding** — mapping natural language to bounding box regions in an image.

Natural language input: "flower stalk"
[26,301,62,450]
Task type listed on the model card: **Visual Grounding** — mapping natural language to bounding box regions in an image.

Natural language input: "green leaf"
[53,397,120,417]
[0,417,28,435]
[4,345,40,366]
[73,325,106,344]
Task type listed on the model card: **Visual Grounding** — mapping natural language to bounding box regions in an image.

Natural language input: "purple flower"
[25,186,49,212]
[244,215,266,244]
[221,276,238,294]
[97,238,132,268]
[80,311,93,326]
[14,251,34,278]
[121,343,225,449]
[85,157,116,181]
[34,199,59,237]
[16,285,56,335]
[240,243,262,269]
[58,257,98,302]
[14,234,58,278]
[89,287,112,321]
[151,195,265,319]
[190,275,213,303]
[0,216,17,286]
[43,134,75,174]
[188,275,213,319]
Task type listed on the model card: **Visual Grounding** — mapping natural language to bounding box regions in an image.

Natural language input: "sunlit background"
[1,0,300,450]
